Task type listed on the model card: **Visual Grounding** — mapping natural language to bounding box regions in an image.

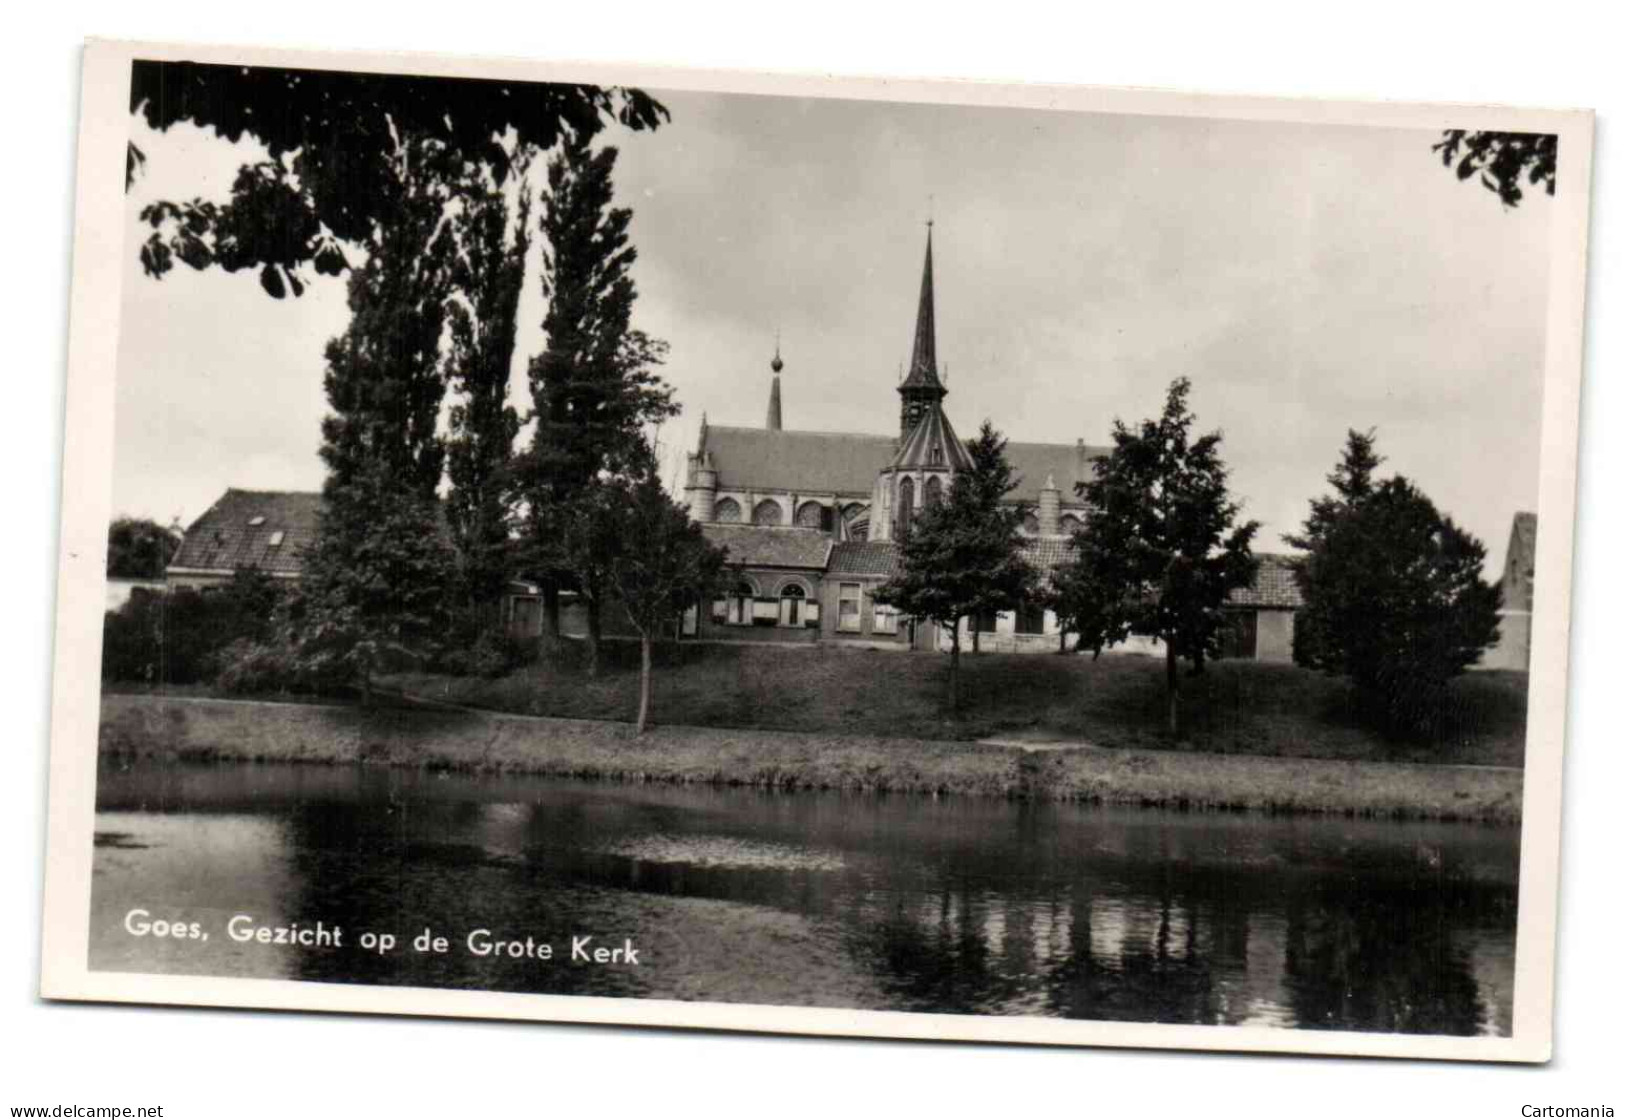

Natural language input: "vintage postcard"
[40,38,1592,1062]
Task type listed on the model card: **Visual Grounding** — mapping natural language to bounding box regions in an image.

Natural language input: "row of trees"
[876,379,1503,741]
[131,63,728,731]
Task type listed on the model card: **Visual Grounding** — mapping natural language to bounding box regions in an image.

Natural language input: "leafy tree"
[298,137,460,702]
[1433,130,1557,208]
[1287,430,1502,737]
[1055,378,1259,737]
[106,516,180,579]
[874,422,1037,712]
[606,471,730,734]
[293,465,455,705]
[517,132,677,663]
[129,59,666,297]
[444,168,532,627]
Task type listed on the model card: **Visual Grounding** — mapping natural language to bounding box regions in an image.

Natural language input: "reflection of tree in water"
[1282,878,1492,1036]
[1043,875,1225,1025]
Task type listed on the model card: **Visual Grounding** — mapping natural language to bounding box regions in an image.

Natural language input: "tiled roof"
[827,541,902,578]
[701,523,833,570]
[1018,538,1075,588]
[703,425,896,495]
[169,489,323,575]
[1228,553,1304,609]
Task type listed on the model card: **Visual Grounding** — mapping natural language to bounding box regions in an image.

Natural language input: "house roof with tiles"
[827,540,903,579]
[701,523,834,570]
[1226,553,1304,609]
[168,489,323,576]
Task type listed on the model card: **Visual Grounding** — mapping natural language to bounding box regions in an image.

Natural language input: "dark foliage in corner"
[1433,130,1557,208]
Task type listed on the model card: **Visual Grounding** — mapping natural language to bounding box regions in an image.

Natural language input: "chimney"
[1039,472,1061,537]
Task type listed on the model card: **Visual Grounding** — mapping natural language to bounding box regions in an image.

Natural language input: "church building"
[681,228,1108,651]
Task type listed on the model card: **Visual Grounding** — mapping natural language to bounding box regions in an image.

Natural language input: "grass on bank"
[379,641,1529,769]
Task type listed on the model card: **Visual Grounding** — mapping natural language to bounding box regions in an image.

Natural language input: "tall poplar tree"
[295,132,459,701]
[445,169,532,628]
[518,131,676,667]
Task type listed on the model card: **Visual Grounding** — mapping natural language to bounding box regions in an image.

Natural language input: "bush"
[437,628,531,678]
[101,573,284,685]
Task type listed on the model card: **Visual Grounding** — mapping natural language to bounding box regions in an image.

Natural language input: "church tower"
[872,224,971,542]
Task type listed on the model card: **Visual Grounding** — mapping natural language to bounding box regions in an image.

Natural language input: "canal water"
[89,759,1518,1036]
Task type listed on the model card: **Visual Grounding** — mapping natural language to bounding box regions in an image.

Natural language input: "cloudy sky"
[114,81,1553,573]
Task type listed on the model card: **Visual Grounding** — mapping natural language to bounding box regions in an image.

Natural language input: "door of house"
[914,619,937,651]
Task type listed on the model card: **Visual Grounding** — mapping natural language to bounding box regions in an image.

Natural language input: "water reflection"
[91,760,1518,1035]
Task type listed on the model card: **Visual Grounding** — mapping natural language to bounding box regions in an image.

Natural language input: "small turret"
[684,414,719,521]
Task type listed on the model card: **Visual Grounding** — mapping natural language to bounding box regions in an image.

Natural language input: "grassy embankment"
[382,641,1530,769]
[100,645,1527,823]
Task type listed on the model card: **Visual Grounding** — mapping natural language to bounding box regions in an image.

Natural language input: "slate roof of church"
[1004,442,1111,504]
[701,523,834,570]
[168,489,323,575]
[888,404,974,472]
[703,425,897,495]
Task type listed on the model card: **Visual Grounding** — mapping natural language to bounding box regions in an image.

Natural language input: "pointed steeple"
[766,337,784,431]
[900,224,942,392]
[897,224,948,440]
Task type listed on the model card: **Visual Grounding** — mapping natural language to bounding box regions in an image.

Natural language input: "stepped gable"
[701,523,834,569]
[169,488,322,575]
[702,424,896,495]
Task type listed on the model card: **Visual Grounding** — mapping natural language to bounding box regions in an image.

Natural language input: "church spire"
[766,335,784,431]
[898,223,947,439]
[901,223,941,391]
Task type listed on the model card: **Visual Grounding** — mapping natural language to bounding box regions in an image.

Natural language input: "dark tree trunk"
[636,634,653,734]
[971,623,980,655]
[1164,636,1180,738]
[1057,623,1069,654]
[947,622,961,714]
[585,596,603,677]
[539,581,562,658]
[1192,644,1206,676]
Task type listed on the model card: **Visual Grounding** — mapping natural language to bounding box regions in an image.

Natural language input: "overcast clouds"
[114,83,1552,573]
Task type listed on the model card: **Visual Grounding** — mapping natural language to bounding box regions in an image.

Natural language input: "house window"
[972,608,1000,633]
[874,603,900,635]
[268,530,285,547]
[1015,604,1046,635]
[247,516,266,527]
[779,583,807,626]
[837,583,863,633]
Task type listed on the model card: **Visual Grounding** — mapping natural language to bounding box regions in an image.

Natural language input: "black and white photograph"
[35,36,1593,1069]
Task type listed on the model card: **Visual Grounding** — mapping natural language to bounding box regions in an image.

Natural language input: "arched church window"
[1059,513,1084,536]
[929,445,942,465]
[795,501,823,529]
[779,583,807,626]
[714,497,742,523]
[1021,512,1041,537]
[897,477,914,532]
[924,476,943,509]
[752,499,784,526]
